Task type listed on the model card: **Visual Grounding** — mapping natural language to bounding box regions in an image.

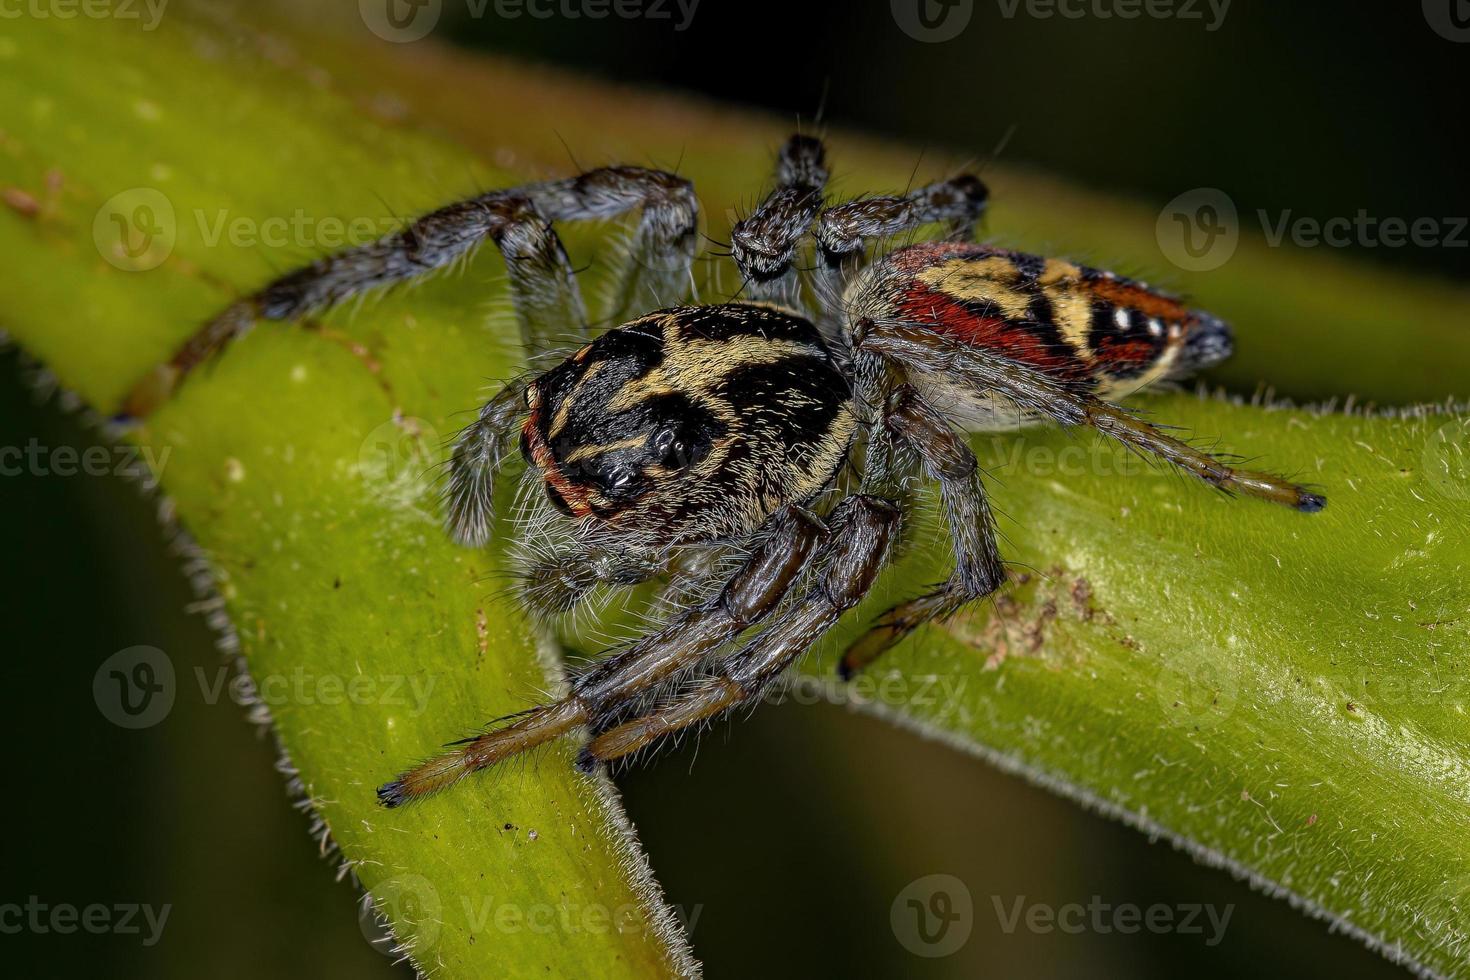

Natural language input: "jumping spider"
[120,134,1325,807]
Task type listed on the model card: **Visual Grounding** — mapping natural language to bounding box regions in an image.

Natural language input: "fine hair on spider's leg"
[840,384,1007,678]
[730,133,830,307]
[376,504,829,807]
[118,166,698,420]
[810,172,989,329]
[859,321,1327,512]
[580,494,901,768]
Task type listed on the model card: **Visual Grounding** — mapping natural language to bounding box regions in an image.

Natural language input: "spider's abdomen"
[522,303,856,544]
[845,241,1233,427]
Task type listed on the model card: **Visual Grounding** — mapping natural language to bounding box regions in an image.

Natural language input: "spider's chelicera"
[119,135,1325,807]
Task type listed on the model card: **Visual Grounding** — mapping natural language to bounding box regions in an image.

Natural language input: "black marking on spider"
[114,135,1325,806]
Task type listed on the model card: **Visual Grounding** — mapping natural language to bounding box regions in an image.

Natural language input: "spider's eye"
[651,425,711,472]
[651,427,688,469]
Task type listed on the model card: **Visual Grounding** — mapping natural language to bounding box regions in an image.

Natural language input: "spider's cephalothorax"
[118,134,1325,806]
[520,304,855,545]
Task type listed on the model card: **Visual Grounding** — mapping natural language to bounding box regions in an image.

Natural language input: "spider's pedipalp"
[731,134,830,308]
[444,378,531,547]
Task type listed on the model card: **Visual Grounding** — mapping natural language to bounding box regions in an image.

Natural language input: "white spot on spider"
[1148,318,1164,337]
[1168,322,1184,338]
[1114,308,1131,330]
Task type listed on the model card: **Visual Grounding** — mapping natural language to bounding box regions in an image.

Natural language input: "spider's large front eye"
[650,424,709,472]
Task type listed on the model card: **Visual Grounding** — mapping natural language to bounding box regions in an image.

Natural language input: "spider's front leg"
[580,494,901,768]
[376,505,829,806]
[839,384,1007,678]
[118,167,698,419]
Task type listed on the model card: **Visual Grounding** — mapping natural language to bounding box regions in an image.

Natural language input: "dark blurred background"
[3,2,1464,978]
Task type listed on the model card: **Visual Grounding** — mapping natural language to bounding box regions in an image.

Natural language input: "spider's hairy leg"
[840,384,1006,678]
[536,167,699,324]
[118,166,698,419]
[119,193,578,418]
[730,134,829,307]
[862,323,1328,512]
[376,505,827,807]
[811,173,989,323]
[580,495,901,768]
